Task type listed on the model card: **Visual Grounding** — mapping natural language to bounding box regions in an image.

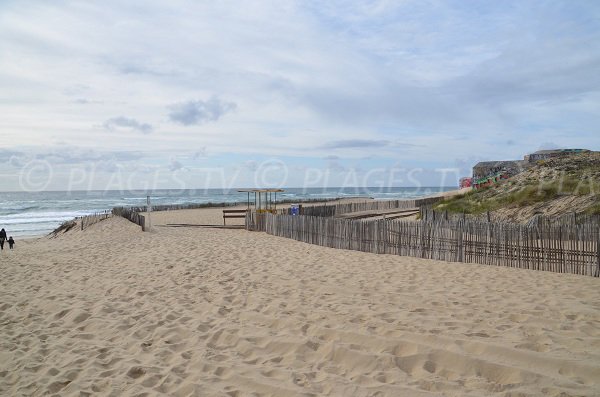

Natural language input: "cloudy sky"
[0,0,599,191]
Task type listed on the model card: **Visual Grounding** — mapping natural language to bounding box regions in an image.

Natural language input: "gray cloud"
[321,139,390,149]
[118,64,161,76]
[62,84,91,97]
[450,44,600,108]
[0,149,25,164]
[73,98,102,105]
[326,159,347,173]
[103,116,153,134]
[192,147,208,159]
[242,160,258,172]
[169,158,184,171]
[35,149,144,165]
[0,146,148,177]
[93,160,120,173]
[1,149,33,168]
[168,96,236,126]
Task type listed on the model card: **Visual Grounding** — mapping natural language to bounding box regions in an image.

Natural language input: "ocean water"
[0,187,453,237]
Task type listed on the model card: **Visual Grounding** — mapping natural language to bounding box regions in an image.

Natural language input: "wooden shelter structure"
[238,189,284,214]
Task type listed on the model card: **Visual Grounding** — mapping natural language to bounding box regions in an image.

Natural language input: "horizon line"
[0,186,458,194]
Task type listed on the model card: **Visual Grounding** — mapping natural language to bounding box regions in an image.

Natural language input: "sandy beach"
[1,207,599,396]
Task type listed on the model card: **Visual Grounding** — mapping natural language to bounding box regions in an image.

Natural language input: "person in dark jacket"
[7,236,14,250]
[0,228,6,250]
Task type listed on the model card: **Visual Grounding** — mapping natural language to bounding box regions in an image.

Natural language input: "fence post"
[146,195,152,232]
[374,220,379,254]
[383,214,388,254]
[457,221,464,262]
[596,227,600,277]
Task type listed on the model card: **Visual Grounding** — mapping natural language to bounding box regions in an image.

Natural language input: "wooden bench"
[223,209,248,225]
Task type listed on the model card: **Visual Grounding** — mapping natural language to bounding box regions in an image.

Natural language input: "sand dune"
[1,209,599,396]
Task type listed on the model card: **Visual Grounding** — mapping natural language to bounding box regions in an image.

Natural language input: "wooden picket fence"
[302,197,442,217]
[527,212,600,228]
[251,213,599,277]
[78,211,112,230]
[121,202,243,213]
[420,208,600,230]
[70,196,428,232]
[112,207,146,231]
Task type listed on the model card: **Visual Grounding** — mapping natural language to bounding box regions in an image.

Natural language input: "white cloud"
[0,0,598,189]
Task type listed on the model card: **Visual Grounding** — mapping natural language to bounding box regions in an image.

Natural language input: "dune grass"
[436,177,600,215]
[585,202,600,215]
[49,220,77,236]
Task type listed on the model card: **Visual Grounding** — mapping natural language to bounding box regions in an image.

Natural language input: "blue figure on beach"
[0,228,6,250]
[8,237,14,250]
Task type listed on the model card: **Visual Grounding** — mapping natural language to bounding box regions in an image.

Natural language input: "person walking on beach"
[0,228,6,250]
[7,237,14,250]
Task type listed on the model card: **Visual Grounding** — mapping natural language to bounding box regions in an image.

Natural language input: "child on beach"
[8,237,14,250]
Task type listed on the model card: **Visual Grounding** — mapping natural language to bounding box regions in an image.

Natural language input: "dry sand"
[1,207,599,396]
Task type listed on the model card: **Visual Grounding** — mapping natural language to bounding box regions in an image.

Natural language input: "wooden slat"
[253,213,598,277]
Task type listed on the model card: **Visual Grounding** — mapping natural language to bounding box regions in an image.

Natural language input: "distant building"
[472,148,593,189]
[525,148,590,163]
[472,160,527,181]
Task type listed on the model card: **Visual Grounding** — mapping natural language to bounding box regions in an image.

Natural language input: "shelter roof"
[237,189,285,193]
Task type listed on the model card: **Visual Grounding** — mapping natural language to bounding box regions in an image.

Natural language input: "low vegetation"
[435,152,600,219]
[49,220,77,237]
[585,202,600,215]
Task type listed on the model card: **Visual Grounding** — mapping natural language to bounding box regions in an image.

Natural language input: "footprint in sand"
[47,380,71,393]
[127,366,146,379]
[54,309,70,319]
